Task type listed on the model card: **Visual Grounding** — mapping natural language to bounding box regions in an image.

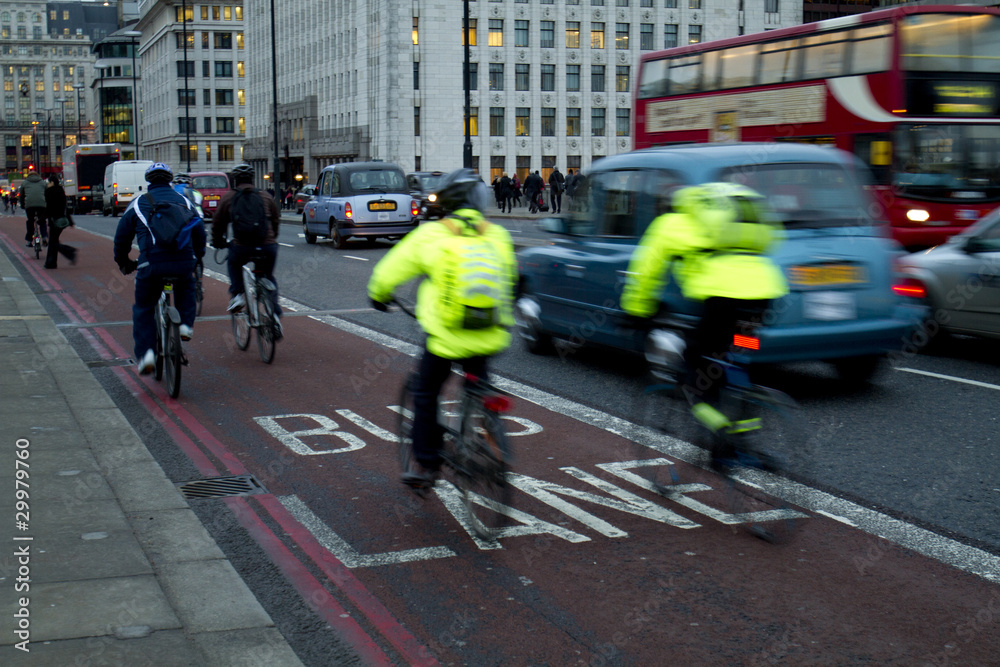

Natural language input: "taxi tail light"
[345,202,353,219]
[892,277,926,299]
[483,394,513,413]
[733,334,760,350]
[411,199,419,217]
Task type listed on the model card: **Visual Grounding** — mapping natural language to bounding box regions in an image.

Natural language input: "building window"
[176,32,194,49]
[616,23,629,50]
[490,156,505,184]
[201,6,208,20]
[224,6,232,20]
[515,20,529,47]
[236,32,244,49]
[180,144,197,162]
[238,89,245,105]
[214,33,232,49]
[413,62,419,90]
[641,0,653,6]
[689,25,702,44]
[616,65,630,92]
[212,6,220,19]
[465,62,478,89]
[215,61,233,77]
[466,107,478,136]
[765,0,778,12]
[238,117,245,134]
[566,21,580,49]
[489,63,504,91]
[540,21,554,49]
[202,31,209,49]
[516,107,530,136]
[202,61,210,77]
[204,117,212,133]
[219,144,234,161]
[463,18,477,46]
[176,5,193,22]
[592,65,606,92]
[541,108,555,136]
[591,23,605,49]
[489,20,503,47]
[566,108,581,136]
[414,106,420,136]
[215,89,234,105]
[515,64,530,91]
[412,17,419,45]
[176,61,195,78]
[490,107,504,136]
[640,23,653,50]
[566,65,580,92]
[177,89,196,106]
[664,24,678,49]
[235,7,243,20]
[617,108,630,136]
[665,0,677,7]
[689,0,701,8]
[217,117,235,134]
[591,0,605,5]
[541,64,555,91]
[618,0,629,5]
[237,61,245,77]
[592,108,606,136]
[179,117,196,133]
[203,89,211,105]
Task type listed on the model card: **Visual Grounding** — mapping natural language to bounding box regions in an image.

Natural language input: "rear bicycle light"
[483,395,514,413]
[733,334,760,350]
[892,277,926,298]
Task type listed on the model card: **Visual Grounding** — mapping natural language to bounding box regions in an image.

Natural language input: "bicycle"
[392,300,515,542]
[194,257,205,317]
[153,276,187,398]
[229,248,279,364]
[30,218,44,260]
[629,313,808,543]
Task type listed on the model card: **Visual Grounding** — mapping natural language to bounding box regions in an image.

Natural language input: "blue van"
[515,143,927,381]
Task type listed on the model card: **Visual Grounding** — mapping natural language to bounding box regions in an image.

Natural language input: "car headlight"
[906,209,930,223]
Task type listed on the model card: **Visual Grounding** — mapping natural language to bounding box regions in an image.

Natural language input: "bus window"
[801,32,849,80]
[667,55,700,95]
[760,39,800,85]
[853,133,893,185]
[638,58,668,99]
[849,24,891,75]
[719,44,760,89]
[900,13,1000,73]
[701,50,720,91]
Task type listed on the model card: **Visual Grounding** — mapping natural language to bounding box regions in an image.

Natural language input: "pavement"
[0,247,303,664]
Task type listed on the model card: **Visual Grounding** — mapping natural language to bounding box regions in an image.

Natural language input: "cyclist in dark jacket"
[19,171,48,245]
[113,163,205,375]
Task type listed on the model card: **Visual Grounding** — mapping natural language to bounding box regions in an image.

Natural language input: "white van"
[104,160,153,216]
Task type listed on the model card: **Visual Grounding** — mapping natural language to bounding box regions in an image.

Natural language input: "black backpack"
[230,188,268,245]
[142,191,198,252]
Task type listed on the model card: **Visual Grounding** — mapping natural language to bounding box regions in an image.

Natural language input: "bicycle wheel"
[194,260,204,317]
[627,381,703,495]
[256,288,276,364]
[231,309,250,351]
[153,310,165,381]
[34,235,41,260]
[455,402,511,542]
[720,386,808,544]
[164,322,182,398]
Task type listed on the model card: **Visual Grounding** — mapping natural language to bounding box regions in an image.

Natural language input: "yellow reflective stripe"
[691,402,730,432]
[726,418,761,434]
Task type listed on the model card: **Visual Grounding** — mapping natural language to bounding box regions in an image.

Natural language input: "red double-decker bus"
[634,5,1000,248]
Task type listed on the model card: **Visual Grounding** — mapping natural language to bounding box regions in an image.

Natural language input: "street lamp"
[271,0,280,198]
[31,117,40,171]
[56,97,67,154]
[181,0,191,171]
[74,83,85,146]
[463,0,472,169]
[43,107,54,174]
[123,30,141,158]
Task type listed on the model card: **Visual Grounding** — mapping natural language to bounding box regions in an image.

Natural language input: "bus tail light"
[345,202,352,219]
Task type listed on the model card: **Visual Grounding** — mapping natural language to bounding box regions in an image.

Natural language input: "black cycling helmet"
[433,168,487,215]
[173,172,192,185]
[145,162,173,184]
[232,164,255,184]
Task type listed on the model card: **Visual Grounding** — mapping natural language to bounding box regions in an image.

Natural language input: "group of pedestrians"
[494,167,584,215]
[15,169,78,269]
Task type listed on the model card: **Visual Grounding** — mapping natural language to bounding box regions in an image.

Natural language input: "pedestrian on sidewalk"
[499,173,513,213]
[524,170,543,214]
[43,174,76,269]
[19,170,48,247]
[512,174,523,209]
[548,167,565,214]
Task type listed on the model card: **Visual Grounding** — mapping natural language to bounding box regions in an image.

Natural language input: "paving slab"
[157,559,275,633]
[0,629,204,667]
[127,508,227,564]
[193,627,307,667]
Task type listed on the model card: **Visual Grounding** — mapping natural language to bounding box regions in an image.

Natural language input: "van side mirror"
[538,217,568,234]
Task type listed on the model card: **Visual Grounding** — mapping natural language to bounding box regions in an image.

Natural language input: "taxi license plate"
[788,264,866,287]
[803,291,856,321]
[368,201,397,211]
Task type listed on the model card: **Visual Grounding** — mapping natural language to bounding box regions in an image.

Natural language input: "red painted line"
[224,496,394,666]
[255,494,440,667]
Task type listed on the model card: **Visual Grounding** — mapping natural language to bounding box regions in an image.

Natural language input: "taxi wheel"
[303,218,317,244]
[330,223,347,249]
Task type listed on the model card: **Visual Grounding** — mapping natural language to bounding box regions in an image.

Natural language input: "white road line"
[343,255,369,262]
[896,367,1000,392]
[279,242,294,248]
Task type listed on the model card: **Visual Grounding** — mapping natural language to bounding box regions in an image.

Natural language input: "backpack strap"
[441,213,489,236]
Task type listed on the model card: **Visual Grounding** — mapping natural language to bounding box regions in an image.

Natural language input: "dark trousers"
[410,348,489,469]
[25,207,47,241]
[550,192,562,213]
[683,297,770,407]
[132,259,197,360]
[44,222,76,268]
[227,243,282,316]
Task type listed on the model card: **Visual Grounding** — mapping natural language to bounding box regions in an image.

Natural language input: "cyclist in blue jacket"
[113,163,205,375]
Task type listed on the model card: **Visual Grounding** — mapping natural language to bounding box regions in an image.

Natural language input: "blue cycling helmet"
[145,162,174,184]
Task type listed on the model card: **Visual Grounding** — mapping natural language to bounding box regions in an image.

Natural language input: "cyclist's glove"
[118,259,139,276]
[370,298,389,313]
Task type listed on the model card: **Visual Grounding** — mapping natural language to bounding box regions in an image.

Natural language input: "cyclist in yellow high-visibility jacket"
[368,169,517,488]
[621,183,788,468]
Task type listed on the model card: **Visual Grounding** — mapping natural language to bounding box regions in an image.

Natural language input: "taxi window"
[320,172,332,196]
[590,170,645,237]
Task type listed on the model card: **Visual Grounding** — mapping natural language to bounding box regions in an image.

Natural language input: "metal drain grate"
[176,475,267,499]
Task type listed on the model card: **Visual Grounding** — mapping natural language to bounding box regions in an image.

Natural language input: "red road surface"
[4,216,998,666]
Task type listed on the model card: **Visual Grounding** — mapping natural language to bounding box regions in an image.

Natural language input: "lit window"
[463,18,477,46]
[489,20,503,47]
[616,23,629,50]
[566,108,581,136]
[235,7,243,21]
[689,25,702,44]
[466,107,478,136]
[566,22,580,49]
[516,107,530,136]
[591,23,605,49]
[237,61,245,77]
[412,17,418,45]
[616,65,630,92]
[224,6,232,20]
[236,32,244,49]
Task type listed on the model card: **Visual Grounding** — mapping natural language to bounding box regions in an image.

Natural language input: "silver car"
[898,207,1000,342]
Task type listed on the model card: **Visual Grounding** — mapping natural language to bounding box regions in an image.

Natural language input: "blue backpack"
[142,191,199,252]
